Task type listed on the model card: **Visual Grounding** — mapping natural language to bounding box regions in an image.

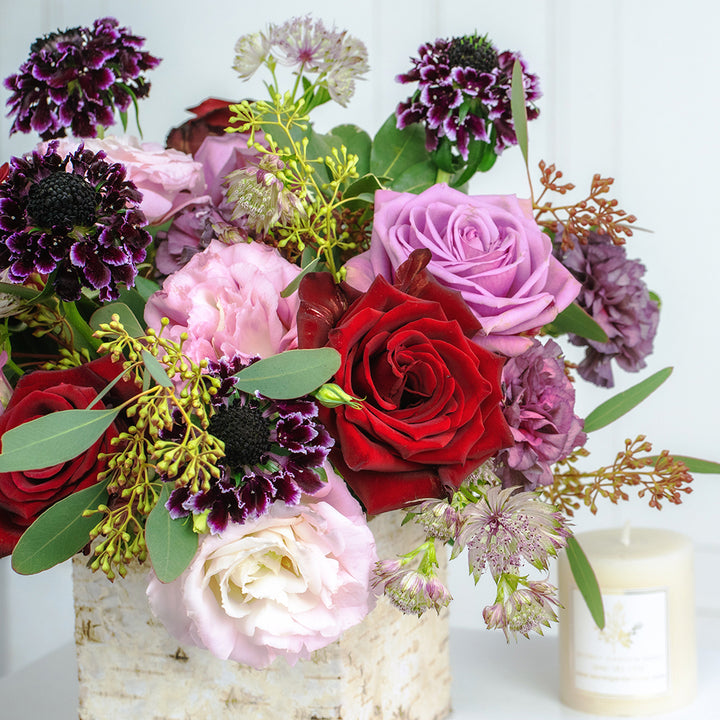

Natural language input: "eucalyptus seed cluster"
[86,315,226,579]
[227,99,362,278]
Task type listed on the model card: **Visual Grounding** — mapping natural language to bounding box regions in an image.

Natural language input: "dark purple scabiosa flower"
[0,141,151,302]
[4,17,161,139]
[396,34,540,162]
[556,232,660,388]
[166,355,334,534]
[496,339,586,491]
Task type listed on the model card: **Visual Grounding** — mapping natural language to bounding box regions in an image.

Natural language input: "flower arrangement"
[0,15,713,669]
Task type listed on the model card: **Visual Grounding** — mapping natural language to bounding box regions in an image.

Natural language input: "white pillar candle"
[558,527,696,716]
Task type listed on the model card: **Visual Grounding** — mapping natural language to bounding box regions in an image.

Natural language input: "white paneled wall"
[0,0,718,674]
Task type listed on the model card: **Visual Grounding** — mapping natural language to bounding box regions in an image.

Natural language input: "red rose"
[0,356,138,557]
[298,250,514,514]
[165,98,235,156]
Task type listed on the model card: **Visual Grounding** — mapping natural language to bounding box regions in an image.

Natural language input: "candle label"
[572,588,668,696]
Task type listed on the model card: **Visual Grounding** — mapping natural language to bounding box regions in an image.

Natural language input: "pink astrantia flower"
[344,185,580,356]
[147,465,377,668]
[144,240,301,364]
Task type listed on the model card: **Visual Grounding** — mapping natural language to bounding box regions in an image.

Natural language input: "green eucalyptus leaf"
[234,348,341,399]
[141,350,173,388]
[90,302,144,338]
[566,536,605,629]
[146,483,198,583]
[546,303,609,343]
[329,124,372,176]
[11,480,110,574]
[583,367,673,433]
[370,113,428,183]
[280,257,323,298]
[0,408,120,472]
[510,60,529,164]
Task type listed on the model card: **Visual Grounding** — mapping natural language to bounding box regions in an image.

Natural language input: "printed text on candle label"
[572,588,669,697]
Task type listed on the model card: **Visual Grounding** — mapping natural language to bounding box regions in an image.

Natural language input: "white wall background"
[0,0,718,677]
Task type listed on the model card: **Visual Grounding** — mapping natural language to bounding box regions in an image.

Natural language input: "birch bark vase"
[73,510,452,720]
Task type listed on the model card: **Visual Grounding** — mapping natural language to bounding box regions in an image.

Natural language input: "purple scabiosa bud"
[497,338,586,490]
[4,17,160,139]
[556,232,660,388]
[396,33,540,160]
[0,141,150,302]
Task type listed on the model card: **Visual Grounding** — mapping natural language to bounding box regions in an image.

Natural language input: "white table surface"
[1,620,718,719]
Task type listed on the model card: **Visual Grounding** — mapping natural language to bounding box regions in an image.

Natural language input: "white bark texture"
[73,510,452,720]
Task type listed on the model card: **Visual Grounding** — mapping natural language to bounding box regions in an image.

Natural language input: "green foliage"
[566,536,605,629]
[12,481,110,574]
[0,408,120,472]
[510,60,529,165]
[371,113,430,184]
[91,302,144,338]
[234,348,341,399]
[545,303,609,343]
[330,124,372,177]
[583,367,673,433]
[146,483,198,582]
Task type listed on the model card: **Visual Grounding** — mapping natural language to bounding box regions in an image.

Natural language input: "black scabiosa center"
[27,172,97,228]
[447,35,498,74]
[208,401,271,469]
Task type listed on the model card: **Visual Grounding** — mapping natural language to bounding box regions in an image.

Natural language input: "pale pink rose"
[345,185,581,356]
[42,135,207,225]
[146,466,377,668]
[144,240,301,363]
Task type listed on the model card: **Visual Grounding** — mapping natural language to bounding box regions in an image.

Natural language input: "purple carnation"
[396,34,540,160]
[497,339,586,490]
[4,17,160,139]
[557,233,660,388]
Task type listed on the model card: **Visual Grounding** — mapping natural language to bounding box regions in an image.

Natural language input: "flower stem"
[61,301,101,355]
[435,169,453,185]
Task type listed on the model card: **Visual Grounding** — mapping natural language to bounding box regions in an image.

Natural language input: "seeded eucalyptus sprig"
[86,315,225,579]
[226,97,363,277]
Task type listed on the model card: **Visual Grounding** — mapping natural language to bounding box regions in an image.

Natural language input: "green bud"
[192,511,211,535]
[313,383,363,409]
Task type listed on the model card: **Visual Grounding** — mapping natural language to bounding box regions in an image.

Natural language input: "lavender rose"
[556,232,659,388]
[144,240,301,364]
[344,185,580,356]
[147,465,377,668]
[497,338,586,490]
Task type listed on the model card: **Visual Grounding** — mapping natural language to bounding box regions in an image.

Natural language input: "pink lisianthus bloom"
[43,135,207,225]
[344,185,581,356]
[146,465,377,668]
[144,240,301,363]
